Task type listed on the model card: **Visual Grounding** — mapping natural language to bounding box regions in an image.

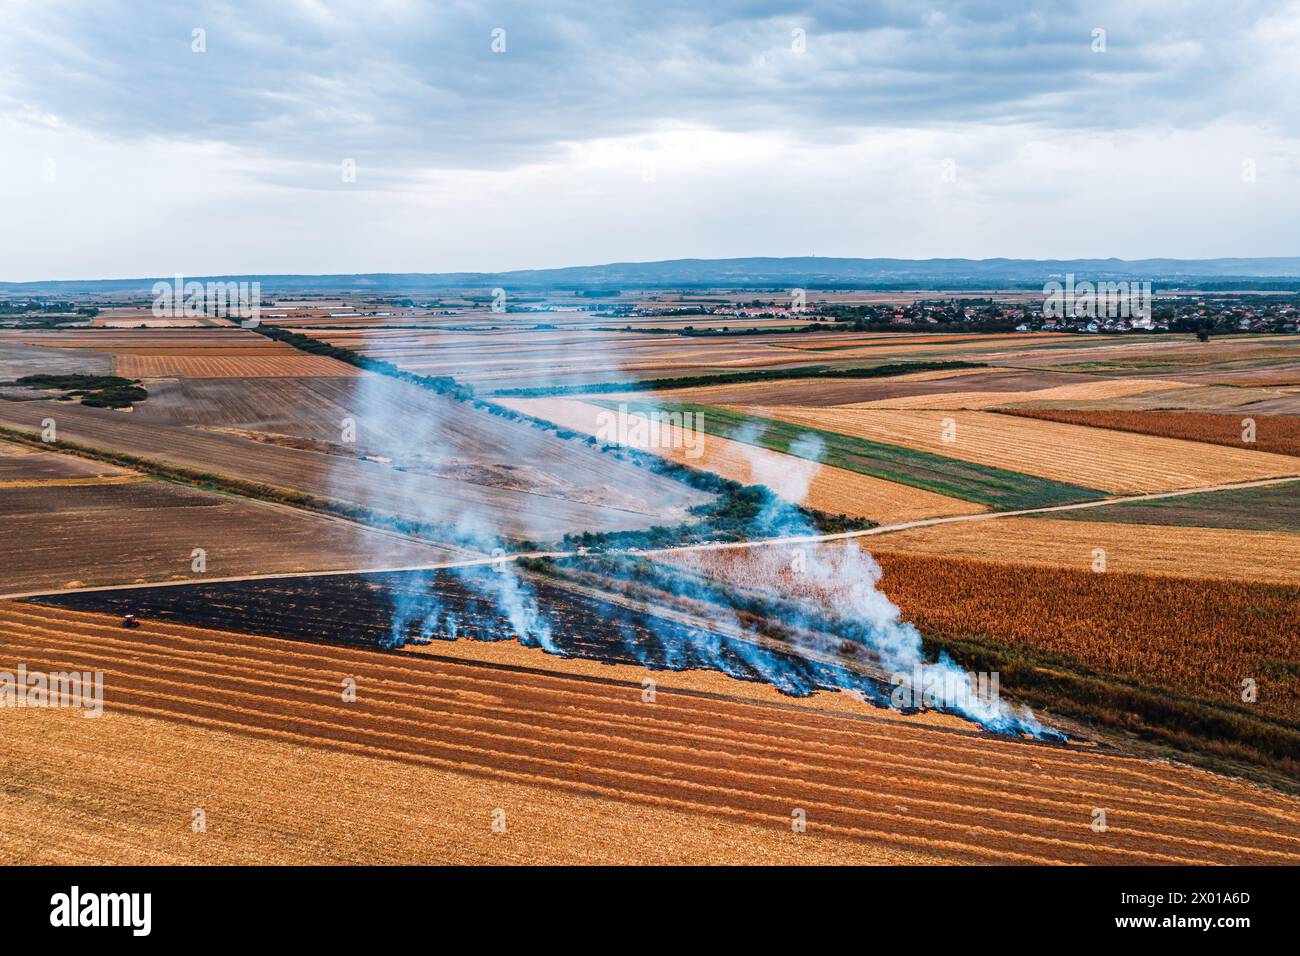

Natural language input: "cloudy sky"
[2,0,1297,280]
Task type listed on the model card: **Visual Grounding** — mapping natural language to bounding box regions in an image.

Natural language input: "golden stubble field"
[740,406,1300,493]
[4,601,1300,865]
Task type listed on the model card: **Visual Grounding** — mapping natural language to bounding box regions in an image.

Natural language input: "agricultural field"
[0,331,114,379]
[0,441,453,594]
[663,546,1300,783]
[115,353,357,377]
[4,601,1299,865]
[294,325,844,389]
[999,408,1300,456]
[848,377,1179,410]
[0,369,713,544]
[738,405,1299,493]
[10,327,357,378]
[1010,335,1300,383]
[497,396,985,523]
[1046,481,1300,533]
[0,439,132,484]
[588,399,1108,508]
[2,316,1298,869]
[867,515,1300,585]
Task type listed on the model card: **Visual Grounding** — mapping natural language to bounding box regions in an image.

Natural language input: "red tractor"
[121,613,140,629]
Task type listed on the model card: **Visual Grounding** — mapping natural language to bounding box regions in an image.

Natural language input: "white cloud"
[1,0,1296,278]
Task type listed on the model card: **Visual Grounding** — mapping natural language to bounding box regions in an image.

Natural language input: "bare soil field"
[1048,482,1300,533]
[20,329,285,352]
[0,334,114,378]
[870,516,1300,585]
[4,601,1298,864]
[498,396,984,523]
[0,439,133,482]
[999,408,1300,457]
[0,477,452,594]
[744,406,1300,493]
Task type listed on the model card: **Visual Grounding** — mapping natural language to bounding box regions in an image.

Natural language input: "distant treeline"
[490,360,986,397]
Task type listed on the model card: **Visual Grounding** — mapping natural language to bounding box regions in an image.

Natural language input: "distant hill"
[5,256,1300,295]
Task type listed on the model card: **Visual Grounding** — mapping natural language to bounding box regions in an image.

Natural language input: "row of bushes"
[8,373,147,409]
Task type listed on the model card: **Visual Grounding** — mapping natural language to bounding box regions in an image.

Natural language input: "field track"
[4,475,1297,601]
[3,602,1299,865]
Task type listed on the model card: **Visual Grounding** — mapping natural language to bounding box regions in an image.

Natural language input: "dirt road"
[6,474,1296,601]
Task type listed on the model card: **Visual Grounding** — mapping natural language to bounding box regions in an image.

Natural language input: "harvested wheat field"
[497,397,982,522]
[852,377,1178,410]
[3,601,1299,864]
[1,708,931,865]
[115,354,358,377]
[743,406,1300,493]
[869,517,1300,585]
[998,409,1300,457]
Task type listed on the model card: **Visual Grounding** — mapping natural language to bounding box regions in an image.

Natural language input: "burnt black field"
[31,567,893,702]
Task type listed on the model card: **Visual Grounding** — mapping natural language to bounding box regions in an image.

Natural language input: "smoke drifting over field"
[329,368,559,653]
[337,329,1050,738]
[657,419,1050,738]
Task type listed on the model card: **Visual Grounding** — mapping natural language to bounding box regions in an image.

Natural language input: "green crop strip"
[592,399,1108,510]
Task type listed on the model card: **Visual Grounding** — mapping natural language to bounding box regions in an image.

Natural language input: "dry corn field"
[739,406,1300,493]
[666,547,1300,726]
[3,601,1299,865]
[497,397,984,522]
[870,517,1300,585]
[998,409,1300,457]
